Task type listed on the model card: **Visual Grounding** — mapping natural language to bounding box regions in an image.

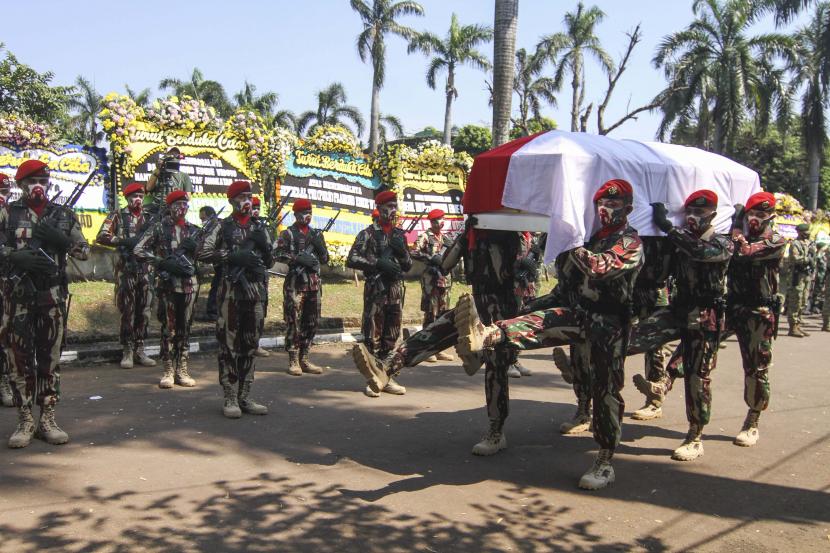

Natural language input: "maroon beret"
[684,189,718,208]
[227,180,251,199]
[745,191,775,212]
[165,190,188,205]
[123,182,144,197]
[375,190,397,206]
[16,159,49,181]
[593,179,633,203]
[293,198,312,212]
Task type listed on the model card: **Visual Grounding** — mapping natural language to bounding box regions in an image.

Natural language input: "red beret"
[684,189,718,208]
[293,198,312,212]
[16,159,49,181]
[123,182,144,197]
[593,179,633,203]
[375,190,397,206]
[745,191,775,212]
[0,173,11,188]
[165,190,188,205]
[252,196,261,207]
[428,208,445,220]
[227,180,251,199]
[371,209,379,218]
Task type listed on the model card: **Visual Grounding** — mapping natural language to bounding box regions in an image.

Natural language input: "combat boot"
[299,349,323,374]
[352,343,390,393]
[286,350,302,376]
[425,355,438,362]
[552,347,574,383]
[36,405,69,445]
[506,364,521,378]
[631,402,663,421]
[159,358,175,389]
[822,318,829,332]
[672,424,704,461]
[734,410,760,447]
[0,373,14,407]
[788,322,806,337]
[254,346,271,357]
[175,355,196,387]
[238,381,268,415]
[134,343,156,367]
[633,374,666,405]
[514,361,532,376]
[120,343,134,369]
[383,377,406,395]
[578,449,615,490]
[435,351,454,361]
[222,385,242,418]
[471,420,507,456]
[8,406,35,448]
[560,402,592,435]
[799,324,811,336]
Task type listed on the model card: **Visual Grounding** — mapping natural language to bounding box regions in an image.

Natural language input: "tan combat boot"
[254,345,271,357]
[299,349,323,374]
[734,410,760,447]
[788,321,806,337]
[120,343,134,369]
[435,351,454,361]
[238,381,268,415]
[425,355,438,362]
[560,401,592,435]
[8,406,35,448]
[286,350,302,376]
[134,343,157,367]
[159,359,175,389]
[175,354,196,387]
[352,343,390,394]
[552,347,574,384]
[222,385,242,419]
[631,374,665,421]
[0,373,14,407]
[514,361,532,376]
[822,318,829,332]
[36,405,69,445]
[471,420,507,456]
[672,424,704,461]
[578,449,615,490]
[383,378,406,395]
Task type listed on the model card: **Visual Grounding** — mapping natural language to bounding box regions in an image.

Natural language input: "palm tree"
[492,0,519,146]
[752,0,816,22]
[653,0,794,155]
[408,14,492,145]
[537,2,614,132]
[125,85,151,108]
[68,76,103,147]
[511,47,559,137]
[350,0,424,153]
[271,110,298,133]
[377,113,405,144]
[233,81,279,118]
[297,83,365,137]
[159,67,231,117]
[790,2,830,209]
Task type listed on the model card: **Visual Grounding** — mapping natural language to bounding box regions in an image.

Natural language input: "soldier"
[197,181,272,418]
[96,182,157,370]
[199,206,222,322]
[144,147,192,211]
[452,179,642,489]
[809,242,827,314]
[134,190,200,389]
[410,208,453,363]
[0,173,13,408]
[785,223,814,337]
[346,190,411,397]
[822,244,830,331]
[508,232,540,378]
[727,191,786,447]
[274,198,329,376]
[651,190,734,462]
[1,160,89,448]
[250,196,271,357]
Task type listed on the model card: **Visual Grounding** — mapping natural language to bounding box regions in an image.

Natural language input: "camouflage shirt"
[346,223,412,281]
[96,207,152,273]
[633,236,673,314]
[134,216,201,294]
[411,229,453,288]
[728,226,786,305]
[275,223,329,292]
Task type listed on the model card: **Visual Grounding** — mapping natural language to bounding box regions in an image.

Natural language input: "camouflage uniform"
[346,223,412,360]
[411,228,453,327]
[96,207,154,354]
[514,232,539,310]
[275,222,329,353]
[822,247,830,330]
[785,235,814,333]
[0,201,88,409]
[810,244,827,313]
[134,216,200,373]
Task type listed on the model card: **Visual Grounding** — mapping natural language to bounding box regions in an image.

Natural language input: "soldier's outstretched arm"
[569,233,643,280]
[733,233,786,261]
[133,223,160,263]
[345,230,374,271]
[95,211,120,247]
[195,223,226,264]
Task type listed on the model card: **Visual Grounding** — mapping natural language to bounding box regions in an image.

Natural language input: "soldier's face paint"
[0,188,9,206]
[379,201,397,224]
[430,218,444,232]
[170,200,189,220]
[22,176,49,204]
[295,209,312,226]
[127,192,144,212]
[684,206,716,235]
[596,198,629,227]
[746,208,773,236]
[233,192,252,215]
[252,206,260,217]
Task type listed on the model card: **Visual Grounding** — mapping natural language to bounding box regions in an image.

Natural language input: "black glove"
[311,233,326,255]
[227,249,259,268]
[389,235,407,256]
[119,236,141,250]
[518,256,537,272]
[295,251,320,271]
[732,203,746,227]
[651,203,673,233]
[376,257,402,278]
[178,237,197,255]
[158,257,188,277]
[249,226,269,252]
[33,223,72,253]
[429,254,443,266]
[8,249,56,273]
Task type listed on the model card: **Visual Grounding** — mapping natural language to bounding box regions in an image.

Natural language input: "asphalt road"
[0,315,828,552]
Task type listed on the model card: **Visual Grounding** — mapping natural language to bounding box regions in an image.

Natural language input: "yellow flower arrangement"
[99,93,144,154]
[302,124,362,156]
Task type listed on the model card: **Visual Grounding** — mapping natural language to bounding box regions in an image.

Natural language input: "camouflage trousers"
[786,276,809,326]
[156,290,197,365]
[1,295,67,408]
[283,287,321,352]
[217,287,264,389]
[420,281,450,328]
[676,329,720,427]
[729,306,775,413]
[259,277,269,343]
[824,278,830,322]
[361,279,404,360]
[115,269,153,348]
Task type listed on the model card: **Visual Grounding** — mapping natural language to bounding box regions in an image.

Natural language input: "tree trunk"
[369,78,381,154]
[570,68,580,132]
[443,66,455,145]
[492,0,519,147]
[807,143,821,211]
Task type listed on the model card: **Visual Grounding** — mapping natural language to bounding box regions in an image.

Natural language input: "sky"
[1,0,810,142]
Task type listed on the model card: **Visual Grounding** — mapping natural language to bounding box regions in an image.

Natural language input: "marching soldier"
[250,196,271,357]
[96,182,157,370]
[509,231,541,377]
[810,242,827,314]
[410,208,453,363]
[346,191,411,397]
[785,223,814,337]
[198,181,272,418]
[134,190,200,389]
[1,160,89,448]
[453,179,643,489]
[274,198,329,375]
[728,191,786,447]
[0,173,13,408]
[651,190,733,462]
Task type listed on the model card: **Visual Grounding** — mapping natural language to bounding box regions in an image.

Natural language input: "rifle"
[289,211,340,276]
[265,190,292,231]
[403,209,428,234]
[156,206,225,282]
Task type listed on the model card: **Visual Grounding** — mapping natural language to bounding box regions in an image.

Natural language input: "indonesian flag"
[463,130,761,262]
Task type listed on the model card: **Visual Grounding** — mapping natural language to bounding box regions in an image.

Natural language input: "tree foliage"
[452,124,491,156]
